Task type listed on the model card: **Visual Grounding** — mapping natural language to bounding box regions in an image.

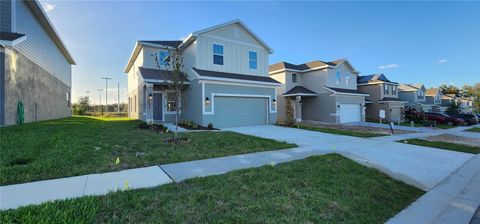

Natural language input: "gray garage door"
[213,96,268,128]
[390,107,402,122]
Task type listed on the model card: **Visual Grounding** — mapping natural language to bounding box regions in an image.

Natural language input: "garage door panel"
[213,96,268,128]
[339,104,361,123]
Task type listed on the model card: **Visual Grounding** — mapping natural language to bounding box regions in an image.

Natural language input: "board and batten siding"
[0,0,12,32]
[194,24,269,77]
[14,0,71,87]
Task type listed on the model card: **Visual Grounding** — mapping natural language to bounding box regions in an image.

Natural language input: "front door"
[153,93,162,121]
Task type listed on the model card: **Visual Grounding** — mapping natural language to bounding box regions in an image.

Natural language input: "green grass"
[398,122,456,129]
[293,125,388,138]
[398,139,480,154]
[0,116,295,185]
[466,127,480,133]
[0,154,424,223]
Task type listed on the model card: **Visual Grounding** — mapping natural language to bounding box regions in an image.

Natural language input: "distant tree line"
[72,96,128,117]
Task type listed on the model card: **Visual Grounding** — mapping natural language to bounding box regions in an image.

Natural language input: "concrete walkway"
[0,166,172,210]
[387,154,480,224]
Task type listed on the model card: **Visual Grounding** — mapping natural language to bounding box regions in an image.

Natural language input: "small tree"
[404,106,420,122]
[446,101,460,115]
[73,96,90,115]
[285,99,295,126]
[155,47,187,142]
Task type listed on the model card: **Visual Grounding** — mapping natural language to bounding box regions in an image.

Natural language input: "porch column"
[145,83,154,124]
[295,96,302,122]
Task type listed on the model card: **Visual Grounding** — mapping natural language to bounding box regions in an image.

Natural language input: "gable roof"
[138,67,188,83]
[269,59,358,74]
[398,84,418,92]
[183,19,273,53]
[139,40,182,48]
[283,86,317,97]
[357,74,396,84]
[192,68,280,85]
[426,88,441,96]
[23,0,75,64]
[324,87,369,96]
[407,83,424,89]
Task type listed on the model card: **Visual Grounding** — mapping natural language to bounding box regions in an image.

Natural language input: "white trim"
[212,43,224,66]
[143,79,190,84]
[204,94,275,125]
[324,86,369,97]
[197,76,280,86]
[283,93,317,97]
[357,82,400,86]
[0,35,26,46]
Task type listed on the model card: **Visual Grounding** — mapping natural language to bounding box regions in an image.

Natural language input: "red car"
[424,112,465,126]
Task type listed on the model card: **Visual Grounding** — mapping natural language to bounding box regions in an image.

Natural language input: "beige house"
[269,59,368,123]
[425,88,446,113]
[357,74,406,122]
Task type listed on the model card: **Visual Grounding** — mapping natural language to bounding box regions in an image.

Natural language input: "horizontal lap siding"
[15,1,71,87]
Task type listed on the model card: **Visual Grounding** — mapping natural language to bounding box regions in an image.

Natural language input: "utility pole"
[101,77,111,113]
[98,89,103,116]
[117,82,120,113]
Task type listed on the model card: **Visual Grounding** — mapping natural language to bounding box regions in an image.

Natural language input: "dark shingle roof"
[357,74,395,84]
[380,97,407,102]
[193,68,280,84]
[326,87,368,95]
[138,67,188,82]
[139,40,183,48]
[0,31,25,41]
[283,86,317,96]
[269,59,345,73]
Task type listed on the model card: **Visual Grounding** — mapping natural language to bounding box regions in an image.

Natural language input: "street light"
[101,77,112,113]
[97,89,104,116]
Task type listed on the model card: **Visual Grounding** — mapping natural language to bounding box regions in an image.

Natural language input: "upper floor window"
[384,84,389,94]
[158,50,169,67]
[213,44,224,65]
[249,51,257,70]
[417,90,423,99]
[345,75,350,85]
[292,73,297,83]
[336,71,341,84]
[393,85,397,95]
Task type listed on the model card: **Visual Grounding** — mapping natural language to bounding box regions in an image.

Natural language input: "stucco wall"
[3,48,71,126]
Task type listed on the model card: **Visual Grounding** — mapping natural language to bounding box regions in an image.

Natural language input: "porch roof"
[283,86,317,97]
[192,68,281,84]
[379,97,408,103]
[139,67,189,84]
[324,87,369,96]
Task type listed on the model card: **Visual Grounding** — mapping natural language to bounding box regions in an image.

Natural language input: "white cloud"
[378,64,398,70]
[42,2,56,12]
[437,59,447,64]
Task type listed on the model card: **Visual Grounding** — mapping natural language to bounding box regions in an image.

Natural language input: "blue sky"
[40,1,480,103]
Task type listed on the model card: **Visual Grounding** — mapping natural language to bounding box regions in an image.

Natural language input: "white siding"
[14,0,71,87]
[194,24,269,77]
[182,41,197,79]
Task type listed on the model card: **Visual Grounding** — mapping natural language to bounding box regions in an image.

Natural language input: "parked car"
[449,114,479,125]
[424,112,465,126]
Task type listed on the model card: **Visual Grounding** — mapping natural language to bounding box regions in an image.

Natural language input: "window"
[336,71,341,84]
[384,84,389,94]
[134,95,137,112]
[158,50,169,67]
[166,92,178,112]
[66,91,71,107]
[249,51,257,69]
[292,73,297,83]
[213,44,223,65]
[345,75,350,85]
[393,85,397,95]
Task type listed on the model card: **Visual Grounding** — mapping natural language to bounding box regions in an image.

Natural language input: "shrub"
[285,99,295,127]
[404,106,421,122]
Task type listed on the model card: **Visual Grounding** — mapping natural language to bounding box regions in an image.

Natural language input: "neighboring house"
[125,20,280,128]
[425,88,446,113]
[0,0,75,126]
[269,59,368,124]
[357,74,406,122]
[458,97,474,113]
[442,94,456,107]
[398,84,433,112]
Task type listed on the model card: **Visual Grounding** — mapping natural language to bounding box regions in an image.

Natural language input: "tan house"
[398,83,433,112]
[269,59,368,123]
[357,74,406,122]
[425,88,446,113]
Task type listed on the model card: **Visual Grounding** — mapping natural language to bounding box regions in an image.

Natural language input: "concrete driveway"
[225,125,474,191]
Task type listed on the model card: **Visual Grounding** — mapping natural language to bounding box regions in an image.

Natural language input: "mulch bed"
[178,123,218,130]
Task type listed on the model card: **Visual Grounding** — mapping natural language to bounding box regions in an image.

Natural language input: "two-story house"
[398,83,433,112]
[0,0,75,126]
[425,88,446,113]
[269,59,368,123]
[357,74,406,122]
[125,20,280,128]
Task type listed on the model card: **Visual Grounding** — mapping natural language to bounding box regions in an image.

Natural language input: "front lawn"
[398,139,480,154]
[467,127,480,133]
[294,125,388,138]
[0,116,295,185]
[0,154,424,223]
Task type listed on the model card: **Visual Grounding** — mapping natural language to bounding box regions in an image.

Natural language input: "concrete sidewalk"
[387,154,480,224]
[0,166,172,210]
